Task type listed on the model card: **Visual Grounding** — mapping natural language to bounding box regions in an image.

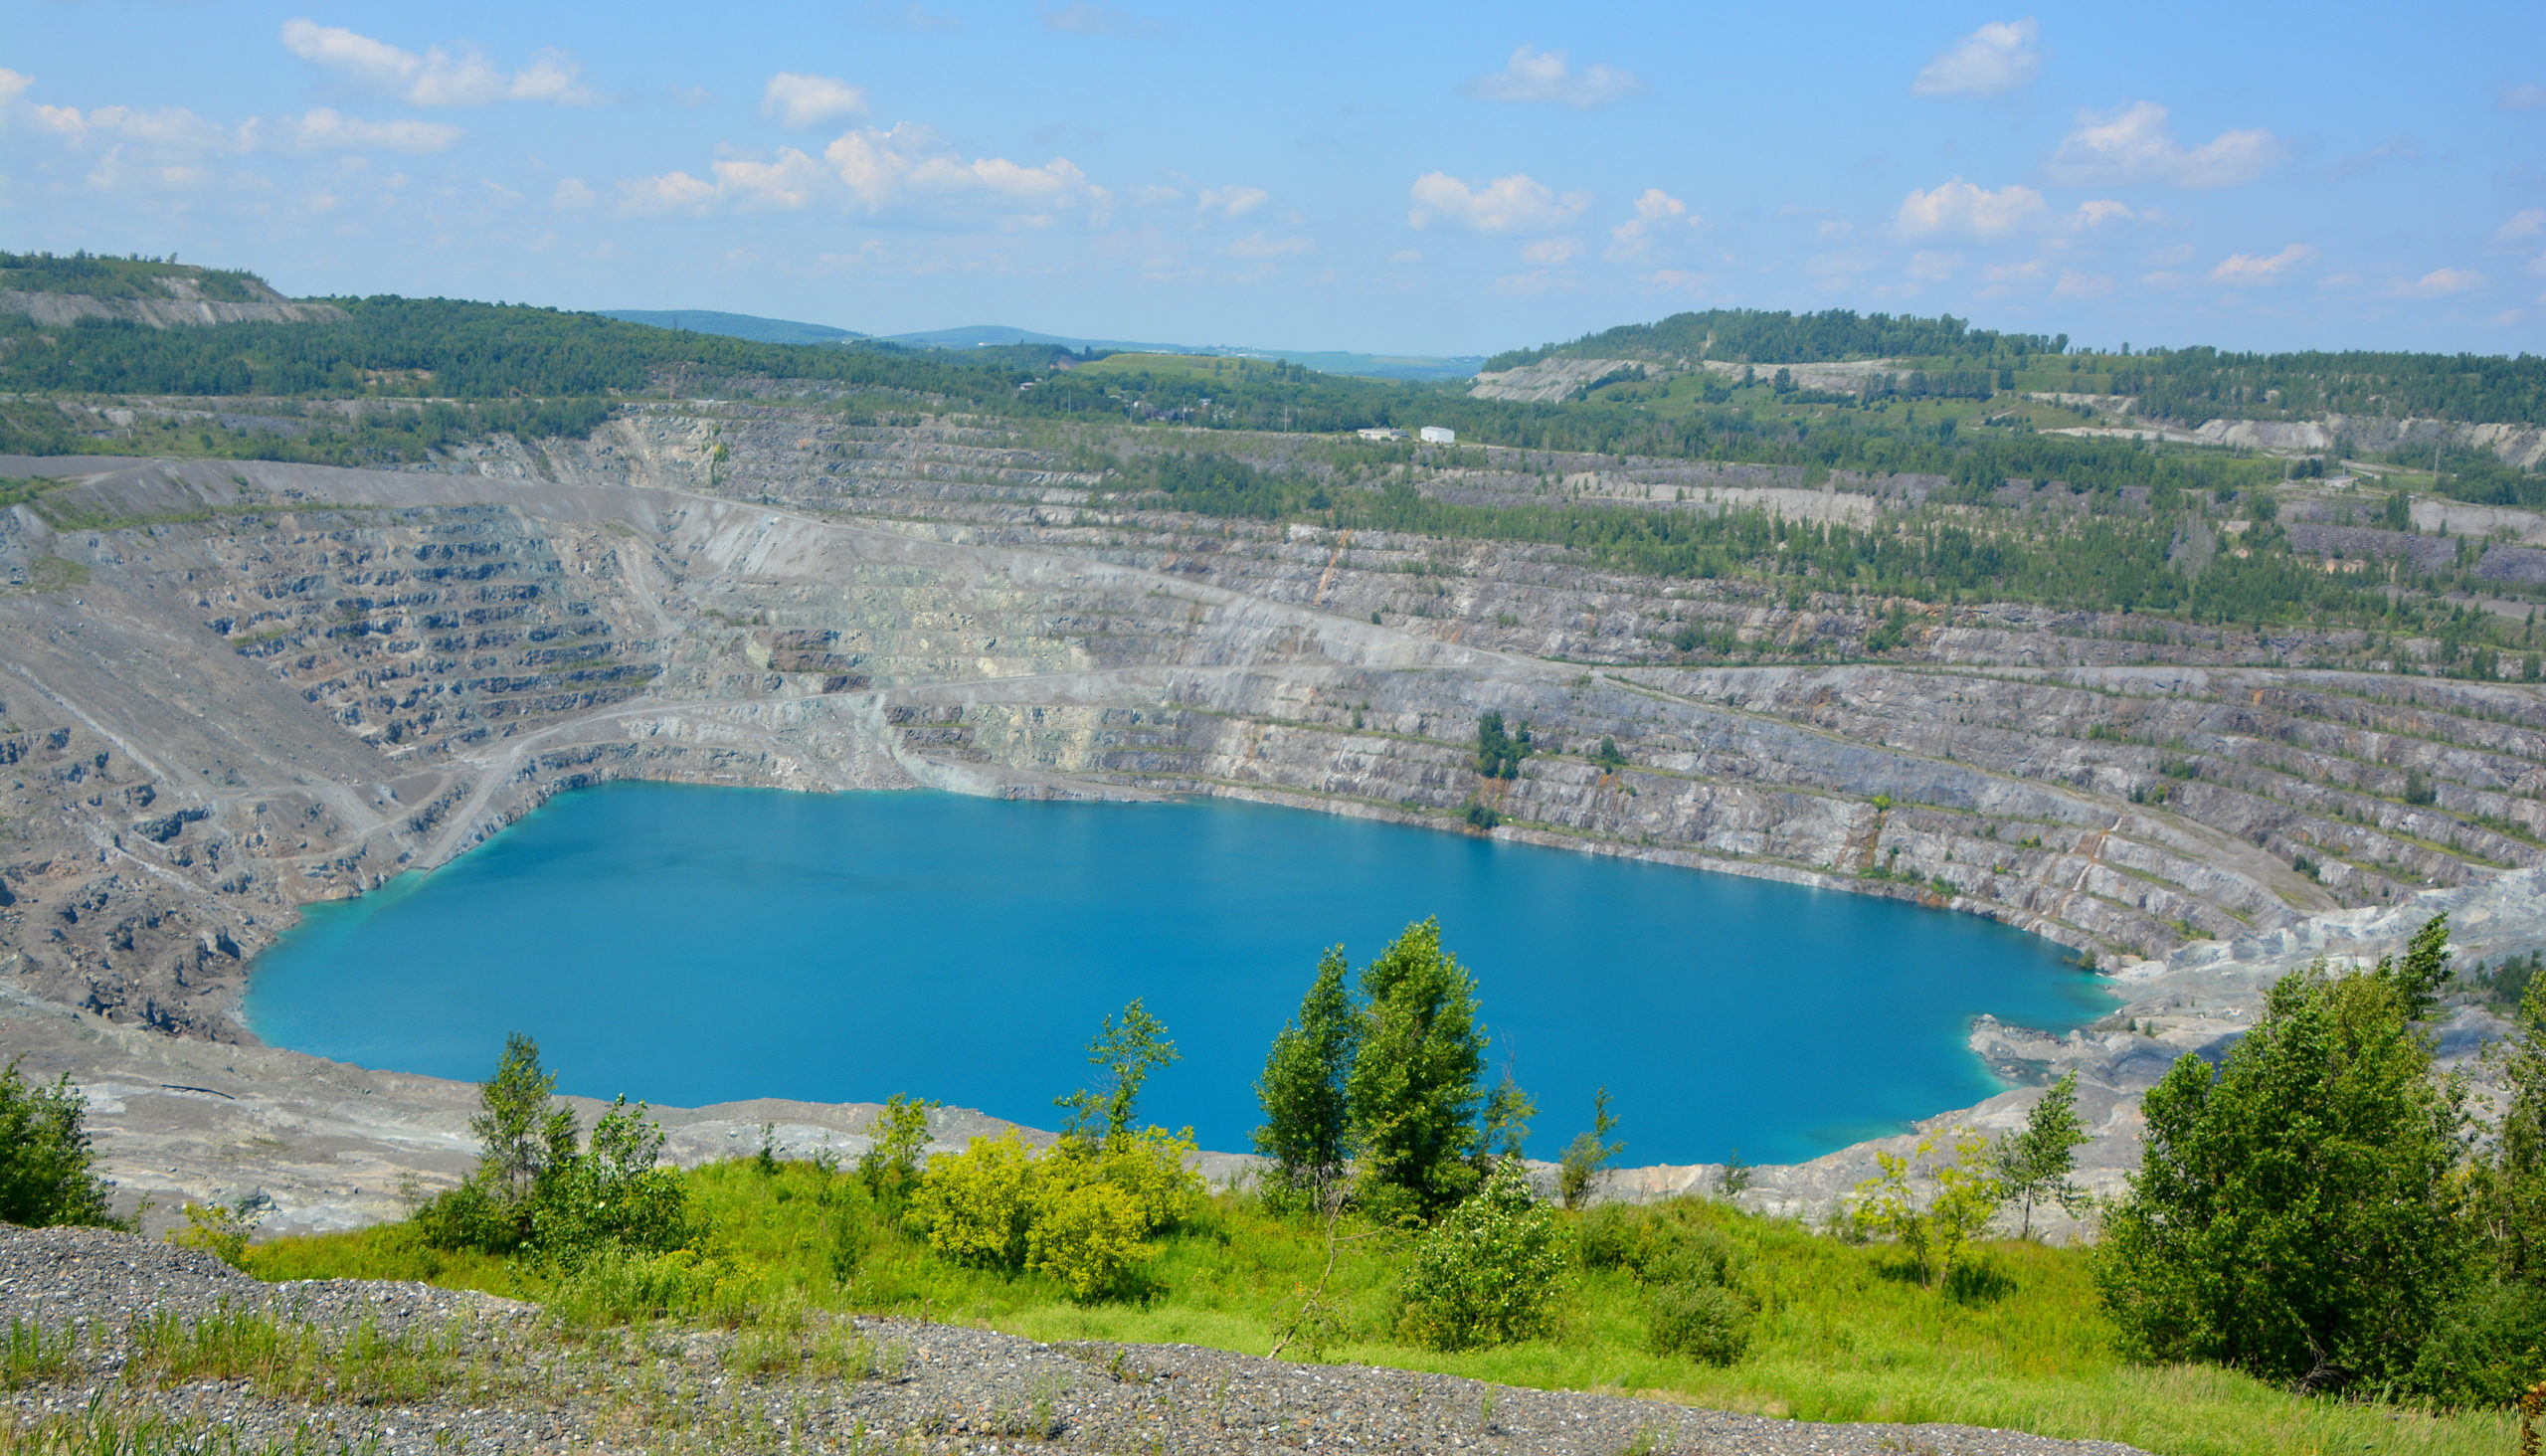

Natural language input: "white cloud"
[1522,237,1582,266]
[2496,209,2546,244]
[1605,187,1692,261]
[1907,250,1962,281]
[1640,269,1706,292]
[257,107,462,153]
[1892,177,2047,240]
[1460,45,1643,108]
[553,177,595,211]
[1406,171,1588,234]
[763,74,868,129]
[0,69,30,112]
[2069,198,2161,231]
[1196,185,1268,218]
[2383,268,2483,299]
[1039,3,1165,36]
[826,123,1105,220]
[616,170,720,217]
[713,148,829,211]
[2049,101,2282,188]
[279,19,596,106]
[1227,232,1311,258]
[2208,243,2317,286]
[2501,83,2546,112]
[1132,183,1182,207]
[1911,19,2042,98]
[2053,268,2114,298]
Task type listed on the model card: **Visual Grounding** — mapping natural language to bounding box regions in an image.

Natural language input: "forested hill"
[1486,308,2546,428]
[1485,310,2068,371]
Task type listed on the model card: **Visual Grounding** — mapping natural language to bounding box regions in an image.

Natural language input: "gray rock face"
[0,289,348,329]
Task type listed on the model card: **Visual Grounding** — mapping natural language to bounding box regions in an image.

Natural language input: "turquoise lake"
[244,783,2113,1166]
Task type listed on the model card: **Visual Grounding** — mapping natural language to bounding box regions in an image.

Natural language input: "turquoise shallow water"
[244,783,2112,1166]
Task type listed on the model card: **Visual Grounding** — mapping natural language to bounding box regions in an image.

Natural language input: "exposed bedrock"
[0,426,2537,1231]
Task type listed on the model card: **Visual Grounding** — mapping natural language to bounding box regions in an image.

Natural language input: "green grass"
[242,1160,2521,1456]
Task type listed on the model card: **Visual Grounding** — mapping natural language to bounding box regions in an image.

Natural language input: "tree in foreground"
[1397,1158,1567,1352]
[1991,1070,2089,1238]
[415,1033,688,1263]
[1055,998,1179,1145]
[1557,1087,1625,1210]
[1254,947,1361,1213]
[0,1057,118,1228]
[2091,941,2468,1393]
[1346,918,1491,1223]
[1846,1127,2003,1290]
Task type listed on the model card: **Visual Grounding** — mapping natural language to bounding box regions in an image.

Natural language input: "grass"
[241,1159,2523,1456]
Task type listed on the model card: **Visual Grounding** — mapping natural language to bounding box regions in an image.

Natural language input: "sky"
[5,1,2544,358]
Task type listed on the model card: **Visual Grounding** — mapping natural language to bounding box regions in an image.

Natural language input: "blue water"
[244,783,2111,1166]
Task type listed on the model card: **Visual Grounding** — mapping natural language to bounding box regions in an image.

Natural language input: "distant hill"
[601,310,866,346]
[1,250,346,329]
[885,324,1478,383]
[1485,308,2067,373]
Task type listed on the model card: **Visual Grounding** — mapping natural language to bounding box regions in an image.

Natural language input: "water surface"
[247,783,2110,1165]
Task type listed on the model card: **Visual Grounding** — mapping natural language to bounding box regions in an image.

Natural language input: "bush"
[1847,1128,2003,1289]
[0,1058,117,1228]
[857,1095,935,1211]
[1398,1159,1567,1352]
[1090,1126,1204,1234]
[169,1200,259,1268]
[1645,1280,1752,1365]
[2408,1279,2546,1407]
[1576,1203,1739,1288]
[914,1132,1039,1272]
[1027,1182,1151,1301]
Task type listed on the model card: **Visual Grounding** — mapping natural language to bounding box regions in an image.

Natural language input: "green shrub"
[1645,1279,1752,1365]
[0,1057,117,1228]
[169,1200,259,1269]
[1088,1125,1204,1234]
[1398,1159,1567,1352]
[1027,1181,1151,1301]
[914,1132,1039,1271]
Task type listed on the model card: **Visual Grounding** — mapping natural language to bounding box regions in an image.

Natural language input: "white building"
[1419,425,1457,445]
[1356,427,1405,442]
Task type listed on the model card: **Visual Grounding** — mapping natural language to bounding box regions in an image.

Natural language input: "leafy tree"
[2092,943,2470,1392]
[1254,948,1362,1212]
[1594,736,1628,774]
[1558,1087,1625,1210]
[1055,999,1179,1145]
[857,1094,936,1212]
[0,1058,117,1228]
[1991,1071,2090,1238]
[1348,918,1491,1222]
[468,1032,577,1205]
[1474,712,1534,780]
[1848,1128,2004,1289]
[1397,1159,1568,1351]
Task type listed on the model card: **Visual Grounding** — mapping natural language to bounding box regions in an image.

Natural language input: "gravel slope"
[2,1225,2151,1455]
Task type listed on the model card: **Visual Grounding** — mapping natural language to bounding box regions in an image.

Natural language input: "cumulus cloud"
[2495,209,2546,244]
[1892,177,2047,239]
[1406,171,1588,234]
[1907,250,1962,281]
[1196,185,1268,218]
[257,108,462,153]
[1461,45,1643,108]
[2384,268,2483,298]
[763,74,868,129]
[1522,237,1583,266]
[2501,83,2546,111]
[0,69,30,112]
[616,170,720,216]
[1911,19,2042,98]
[828,123,1104,218]
[2049,101,2282,188]
[1039,3,1165,36]
[553,177,595,211]
[1227,232,1311,258]
[2208,243,2316,286]
[1606,187,1692,261]
[280,19,596,106]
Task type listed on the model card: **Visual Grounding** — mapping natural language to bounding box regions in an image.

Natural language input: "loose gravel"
[2,1225,2152,1455]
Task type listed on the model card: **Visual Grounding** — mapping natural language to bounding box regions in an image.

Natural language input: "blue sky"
[5,1,2543,357]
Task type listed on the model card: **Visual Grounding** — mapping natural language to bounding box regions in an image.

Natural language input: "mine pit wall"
[1,447,2539,1056]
